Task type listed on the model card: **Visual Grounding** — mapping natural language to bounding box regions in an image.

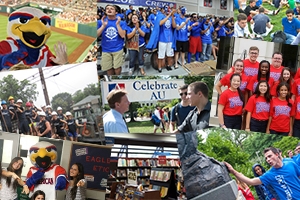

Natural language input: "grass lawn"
[127,120,156,133]
[234,3,292,41]
[0,15,83,56]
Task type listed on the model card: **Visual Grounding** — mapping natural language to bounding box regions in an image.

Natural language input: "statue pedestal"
[190,180,245,200]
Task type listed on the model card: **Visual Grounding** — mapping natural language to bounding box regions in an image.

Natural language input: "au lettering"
[150,91,165,100]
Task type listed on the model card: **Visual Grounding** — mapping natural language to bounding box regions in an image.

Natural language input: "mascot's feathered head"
[7,7,51,49]
[29,141,57,169]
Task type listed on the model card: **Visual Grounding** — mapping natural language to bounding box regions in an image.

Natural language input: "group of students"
[0,158,86,200]
[216,46,300,137]
[0,96,82,141]
[97,4,234,75]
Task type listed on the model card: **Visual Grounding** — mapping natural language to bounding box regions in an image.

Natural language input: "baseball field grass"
[0,15,83,56]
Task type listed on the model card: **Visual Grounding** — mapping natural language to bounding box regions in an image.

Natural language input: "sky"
[0,62,99,108]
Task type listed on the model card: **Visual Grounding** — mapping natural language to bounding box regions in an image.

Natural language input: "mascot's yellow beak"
[30,147,57,164]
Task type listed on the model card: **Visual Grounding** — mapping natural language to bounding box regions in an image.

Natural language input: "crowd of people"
[0,158,86,199]
[0,96,83,141]
[97,4,234,75]
[57,9,98,24]
[234,0,300,44]
[215,45,300,137]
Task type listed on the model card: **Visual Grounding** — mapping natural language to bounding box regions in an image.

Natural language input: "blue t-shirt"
[175,16,189,41]
[159,16,173,43]
[294,8,300,15]
[200,23,214,44]
[189,21,202,37]
[148,13,156,26]
[217,25,226,37]
[126,25,147,46]
[225,26,234,37]
[170,104,195,126]
[259,161,300,200]
[256,0,263,7]
[97,18,126,52]
[282,17,300,36]
[141,20,150,33]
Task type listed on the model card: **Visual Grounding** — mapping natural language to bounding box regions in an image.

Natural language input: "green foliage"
[273,136,300,157]
[72,83,100,104]
[0,75,38,102]
[182,75,214,100]
[243,133,284,160]
[51,92,73,112]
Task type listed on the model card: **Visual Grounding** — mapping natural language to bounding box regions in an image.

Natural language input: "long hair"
[70,163,85,200]
[254,80,271,103]
[31,190,45,200]
[230,73,244,106]
[6,157,23,190]
[128,14,141,28]
[257,60,270,82]
[276,82,292,107]
[279,67,293,86]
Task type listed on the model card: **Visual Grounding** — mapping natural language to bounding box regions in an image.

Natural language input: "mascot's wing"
[55,165,69,190]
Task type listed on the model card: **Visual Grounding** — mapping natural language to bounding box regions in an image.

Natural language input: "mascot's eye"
[19,17,29,24]
[46,148,52,152]
[33,149,38,153]
[40,19,48,25]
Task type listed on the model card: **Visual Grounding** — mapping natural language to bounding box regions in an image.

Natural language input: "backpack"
[271,31,286,43]
[150,113,160,126]
[174,103,181,126]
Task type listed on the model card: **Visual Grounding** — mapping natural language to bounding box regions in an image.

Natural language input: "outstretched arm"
[224,162,262,185]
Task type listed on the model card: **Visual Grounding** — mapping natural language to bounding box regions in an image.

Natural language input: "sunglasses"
[180,92,187,96]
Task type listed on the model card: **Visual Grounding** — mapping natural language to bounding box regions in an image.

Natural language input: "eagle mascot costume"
[26,141,68,200]
[0,7,68,70]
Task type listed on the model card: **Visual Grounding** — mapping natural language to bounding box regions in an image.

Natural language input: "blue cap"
[1,100,6,105]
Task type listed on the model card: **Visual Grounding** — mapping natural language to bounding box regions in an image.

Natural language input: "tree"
[0,74,38,102]
[72,83,100,104]
[51,92,73,112]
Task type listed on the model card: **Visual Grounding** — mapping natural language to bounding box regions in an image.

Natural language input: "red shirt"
[271,80,295,97]
[218,89,243,116]
[243,59,259,77]
[220,73,249,92]
[246,75,274,93]
[294,96,300,119]
[245,95,270,120]
[238,186,255,200]
[270,65,283,82]
[294,67,300,80]
[292,79,300,97]
[269,98,295,132]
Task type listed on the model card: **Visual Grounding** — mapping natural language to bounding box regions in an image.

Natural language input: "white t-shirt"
[0,176,17,200]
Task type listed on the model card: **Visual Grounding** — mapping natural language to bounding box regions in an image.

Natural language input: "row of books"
[117,158,180,167]
[117,168,151,177]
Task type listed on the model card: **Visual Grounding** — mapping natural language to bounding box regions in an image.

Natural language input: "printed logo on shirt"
[274,105,291,117]
[108,83,125,92]
[270,72,280,81]
[229,96,243,108]
[244,68,258,77]
[297,102,300,112]
[297,85,300,96]
[105,26,118,40]
[253,82,258,92]
[180,22,187,30]
[256,102,270,113]
[240,81,247,91]
[274,175,292,200]
[38,178,54,185]
[165,19,171,29]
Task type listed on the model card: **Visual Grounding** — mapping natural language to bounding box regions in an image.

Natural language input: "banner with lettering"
[97,0,176,8]
[69,143,112,191]
[55,18,78,33]
[100,79,185,105]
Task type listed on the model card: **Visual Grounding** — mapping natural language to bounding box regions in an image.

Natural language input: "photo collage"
[0,0,300,199]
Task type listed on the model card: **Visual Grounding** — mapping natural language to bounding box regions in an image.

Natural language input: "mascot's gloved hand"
[55,176,67,190]
[0,40,28,69]
[26,169,45,188]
